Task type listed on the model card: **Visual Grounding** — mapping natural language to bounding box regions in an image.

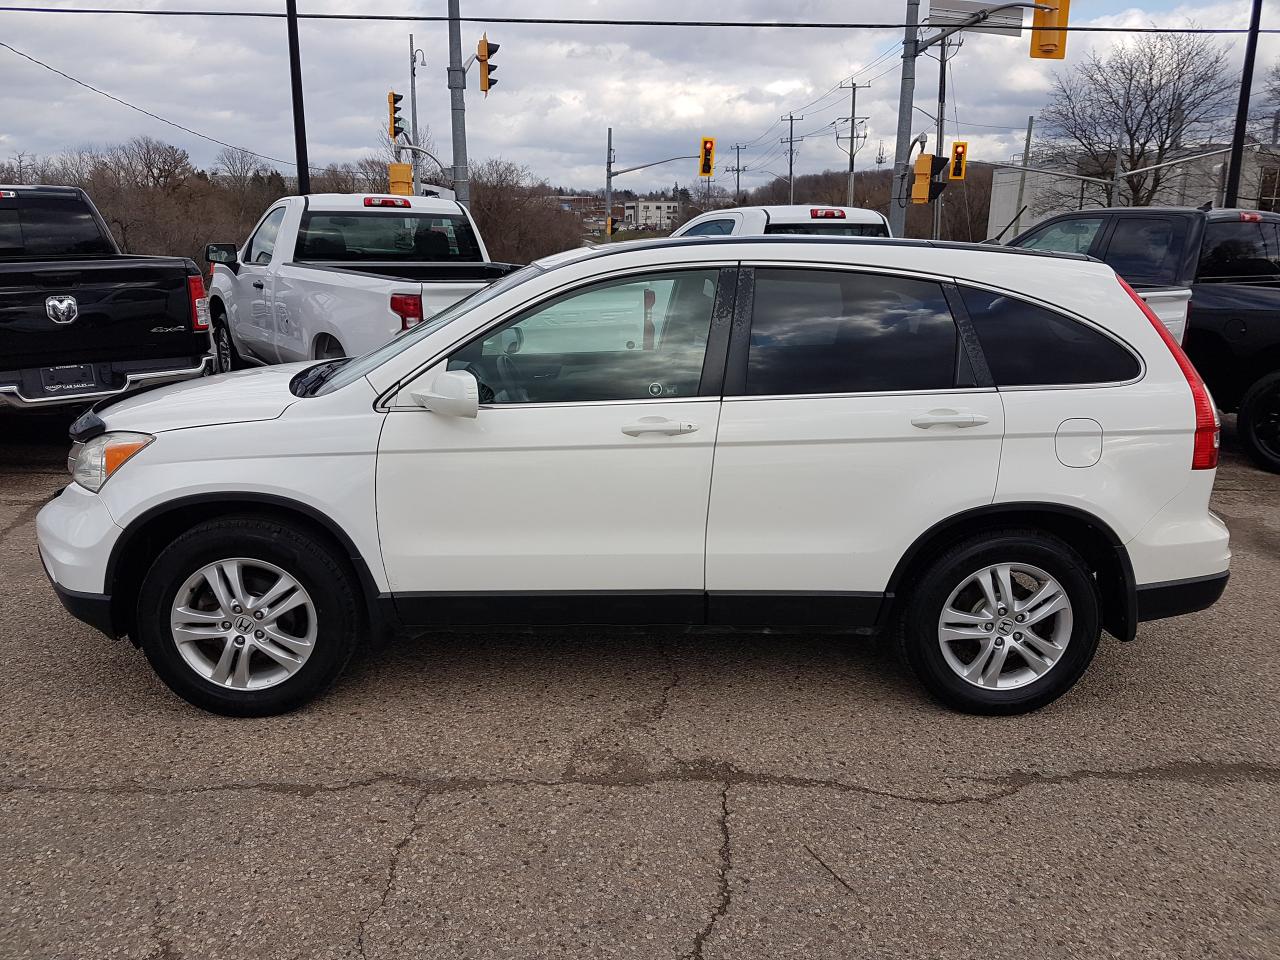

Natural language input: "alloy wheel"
[937,561,1073,690]
[169,557,317,690]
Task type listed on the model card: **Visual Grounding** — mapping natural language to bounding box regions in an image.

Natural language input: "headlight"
[69,431,154,492]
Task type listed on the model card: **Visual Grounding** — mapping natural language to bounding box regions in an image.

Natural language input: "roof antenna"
[1197,200,1213,211]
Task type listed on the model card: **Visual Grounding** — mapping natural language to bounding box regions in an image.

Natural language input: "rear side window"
[961,288,1140,386]
[1101,217,1187,285]
[682,219,735,236]
[1017,217,1103,255]
[1196,220,1280,284]
[742,269,958,395]
[764,222,889,237]
[0,195,114,258]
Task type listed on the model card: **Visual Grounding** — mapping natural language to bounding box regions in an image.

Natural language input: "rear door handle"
[911,409,990,429]
[252,281,265,290]
[621,417,698,437]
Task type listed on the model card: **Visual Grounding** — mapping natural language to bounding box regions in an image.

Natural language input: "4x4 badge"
[46,295,78,324]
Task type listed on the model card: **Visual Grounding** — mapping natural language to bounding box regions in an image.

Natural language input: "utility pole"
[604,126,614,238]
[838,81,869,207]
[409,34,427,194]
[284,0,310,194]
[1013,115,1034,235]
[723,143,744,201]
[780,113,804,204]
[889,0,922,235]
[1225,0,1263,206]
[446,0,470,205]
[932,38,949,240]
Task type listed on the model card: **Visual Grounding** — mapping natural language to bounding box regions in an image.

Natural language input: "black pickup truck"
[1009,207,1280,472]
[0,185,213,411]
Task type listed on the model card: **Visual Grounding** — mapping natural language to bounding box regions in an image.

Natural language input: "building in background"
[623,199,682,231]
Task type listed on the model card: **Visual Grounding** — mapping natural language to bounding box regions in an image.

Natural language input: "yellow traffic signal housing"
[698,138,715,178]
[911,153,934,204]
[388,162,413,196]
[1030,0,1070,60]
[477,33,500,94]
[387,92,405,139]
[949,141,968,181]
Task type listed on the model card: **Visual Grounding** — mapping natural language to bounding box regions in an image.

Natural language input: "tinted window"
[245,207,286,265]
[961,287,1140,386]
[682,219,735,236]
[1018,217,1102,255]
[0,196,114,258]
[764,222,889,237]
[1102,217,1187,285]
[448,270,718,404]
[743,269,958,396]
[296,211,482,262]
[1196,220,1280,284]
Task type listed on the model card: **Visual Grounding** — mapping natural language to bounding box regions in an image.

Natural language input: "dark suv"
[1010,207,1280,472]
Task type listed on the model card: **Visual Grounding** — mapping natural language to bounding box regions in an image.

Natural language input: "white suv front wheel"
[898,529,1102,714]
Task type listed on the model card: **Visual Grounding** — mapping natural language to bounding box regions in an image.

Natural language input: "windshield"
[295,211,482,262]
[313,262,547,396]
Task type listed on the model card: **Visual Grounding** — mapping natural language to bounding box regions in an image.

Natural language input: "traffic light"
[949,141,968,181]
[387,92,405,139]
[477,33,499,94]
[1030,0,1070,59]
[911,154,950,203]
[388,162,412,196]
[698,137,716,178]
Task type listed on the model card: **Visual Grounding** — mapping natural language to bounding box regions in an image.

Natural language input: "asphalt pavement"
[1,412,1276,959]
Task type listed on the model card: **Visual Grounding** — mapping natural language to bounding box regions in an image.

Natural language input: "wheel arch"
[882,502,1137,642]
[106,493,390,643]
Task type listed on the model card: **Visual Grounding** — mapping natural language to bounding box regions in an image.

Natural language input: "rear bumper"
[0,353,212,411]
[1136,571,1229,622]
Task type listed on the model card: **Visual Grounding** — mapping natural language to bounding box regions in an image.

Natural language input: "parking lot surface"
[1,413,1277,960]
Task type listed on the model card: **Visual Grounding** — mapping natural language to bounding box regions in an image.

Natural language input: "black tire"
[1238,370,1280,473]
[896,529,1101,715]
[134,516,360,716]
[211,307,243,374]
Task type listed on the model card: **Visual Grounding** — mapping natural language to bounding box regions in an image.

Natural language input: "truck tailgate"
[0,257,207,367]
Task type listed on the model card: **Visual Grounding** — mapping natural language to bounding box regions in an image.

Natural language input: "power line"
[0,7,1273,32]
[0,39,308,170]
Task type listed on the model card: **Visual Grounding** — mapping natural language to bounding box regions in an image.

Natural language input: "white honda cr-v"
[37,236,1230,717]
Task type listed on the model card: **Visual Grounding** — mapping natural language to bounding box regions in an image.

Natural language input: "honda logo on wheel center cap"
[236,616,254,633]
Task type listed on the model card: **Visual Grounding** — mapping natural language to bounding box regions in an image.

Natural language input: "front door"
[376,267,735,623]
[233,206,286,363]
[704,266,1005,625]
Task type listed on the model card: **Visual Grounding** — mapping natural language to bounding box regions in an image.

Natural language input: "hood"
[98,363,312,434]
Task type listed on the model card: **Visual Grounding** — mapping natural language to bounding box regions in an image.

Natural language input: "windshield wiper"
[290,358,350,398]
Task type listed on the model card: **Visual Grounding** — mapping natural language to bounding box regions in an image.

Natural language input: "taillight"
[810,208,846,219]
[365,197,411,208]
[1118,276,1218,469]
[1239,211,1263,222]
[390,293,424,330]
[188,274,210,332]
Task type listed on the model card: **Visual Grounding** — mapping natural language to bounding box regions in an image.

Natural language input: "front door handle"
[911,409,990,429]
[252,280,265,290]
[621,417,698,437]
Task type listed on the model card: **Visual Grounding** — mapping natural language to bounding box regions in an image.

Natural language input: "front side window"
[1196,220,1280,284]
[295,211,482,262]
[961,287,1140,386]
[448,270,720,404]
[683,219,735,236]
[742,269,959,396]
[1018,217,1103,255]
[245,207,286,265]
[1102,217,1187,285]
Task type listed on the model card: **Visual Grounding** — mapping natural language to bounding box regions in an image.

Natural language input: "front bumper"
[36,483,122,595]
[0,354,211,411]
[48,577,117,637]
[1136,571,1230,622]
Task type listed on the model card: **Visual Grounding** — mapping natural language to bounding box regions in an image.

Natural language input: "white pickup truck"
[205,193,515,369]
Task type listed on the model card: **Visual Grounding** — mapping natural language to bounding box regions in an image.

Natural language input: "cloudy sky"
[1,0,1278,193]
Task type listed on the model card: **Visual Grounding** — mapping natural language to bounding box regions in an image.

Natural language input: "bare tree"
[469,159,583,263]
[1034,30,1236,210]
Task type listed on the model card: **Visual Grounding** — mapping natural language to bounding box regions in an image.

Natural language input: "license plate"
[40,364,97,393]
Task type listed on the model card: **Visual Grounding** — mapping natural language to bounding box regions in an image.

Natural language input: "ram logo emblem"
[46,295,78,324]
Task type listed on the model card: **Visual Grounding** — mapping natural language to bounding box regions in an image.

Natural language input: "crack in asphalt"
[354,790,431,960]
[3,758,1277,806]
[803,843,855,894]
[143,897,182,960]
[683,783,732,960]
[0,500,43,541]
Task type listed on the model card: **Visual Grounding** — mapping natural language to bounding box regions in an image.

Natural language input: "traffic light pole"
[604,127,614,238]
[409,34,427,194]
[284,0,310,194]
[446,0,470,206]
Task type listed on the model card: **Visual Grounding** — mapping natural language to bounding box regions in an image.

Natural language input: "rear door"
[704,265,1004,624]
[1095,214,1190,287]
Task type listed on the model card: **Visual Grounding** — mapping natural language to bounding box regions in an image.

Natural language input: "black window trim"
[956,279,1147,391]
[722,262,997,401]
[382,264,740,410]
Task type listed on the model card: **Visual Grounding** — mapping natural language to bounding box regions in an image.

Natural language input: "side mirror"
[410,369,479,419]
[205,243,240,270]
